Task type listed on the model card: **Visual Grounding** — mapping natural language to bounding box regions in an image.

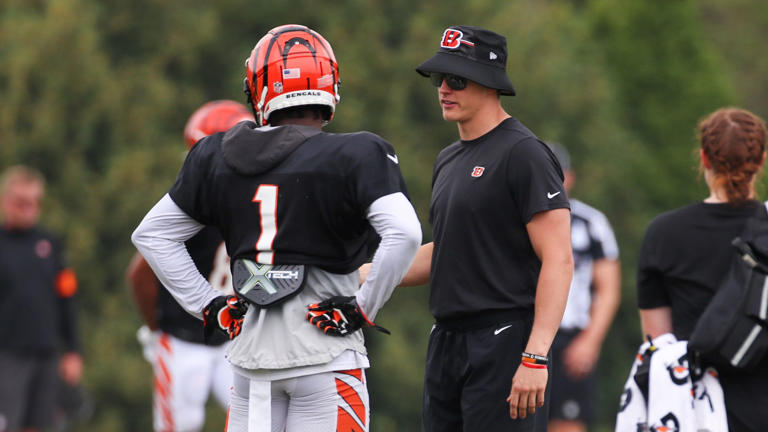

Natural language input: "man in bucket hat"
[403,25,573,431]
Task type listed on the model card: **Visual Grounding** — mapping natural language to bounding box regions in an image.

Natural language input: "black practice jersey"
[169,122,408,273]
[0,226,79,353]
[636,200,768,430]
[428,118,569,319]
[157,226,228,345]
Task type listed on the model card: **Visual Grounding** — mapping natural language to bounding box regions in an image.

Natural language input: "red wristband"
[521,361,547,370]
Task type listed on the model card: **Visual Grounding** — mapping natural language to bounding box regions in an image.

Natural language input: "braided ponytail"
[699,108,767,205]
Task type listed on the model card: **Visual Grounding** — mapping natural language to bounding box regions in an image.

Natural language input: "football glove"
[203,295,248,343]
[306,295,390,336]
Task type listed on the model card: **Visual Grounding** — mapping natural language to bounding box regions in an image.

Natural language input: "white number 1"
[252,184,278,264]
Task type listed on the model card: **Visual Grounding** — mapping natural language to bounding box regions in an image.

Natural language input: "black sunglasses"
[429,73,468,91]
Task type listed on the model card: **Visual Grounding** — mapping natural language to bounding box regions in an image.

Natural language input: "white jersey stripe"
[560,199,619,329]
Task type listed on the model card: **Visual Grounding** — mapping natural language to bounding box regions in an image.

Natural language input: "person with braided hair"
[636,107,768,431]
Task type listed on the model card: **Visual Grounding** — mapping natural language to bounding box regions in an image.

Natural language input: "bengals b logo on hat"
[441,29,475,49]
[417,25,516,96]
[441,29,463,49]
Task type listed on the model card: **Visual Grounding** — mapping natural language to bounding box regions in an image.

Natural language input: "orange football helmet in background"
[183,100,253,149]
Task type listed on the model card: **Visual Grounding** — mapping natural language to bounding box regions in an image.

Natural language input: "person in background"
[391,25,573,432]
[126,100,253,432]
[0,165,83,432]
[546,142,621,432]
[636,107,768,432]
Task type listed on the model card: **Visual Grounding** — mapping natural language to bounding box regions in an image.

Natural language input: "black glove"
[306,295,390,336]
[203,295,248,343]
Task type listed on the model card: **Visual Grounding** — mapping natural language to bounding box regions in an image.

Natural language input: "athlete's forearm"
[360,242,432,287]
[126,252,160,330]
[582,258,621,345]
[356,193,422,320]
[131,194,219,318]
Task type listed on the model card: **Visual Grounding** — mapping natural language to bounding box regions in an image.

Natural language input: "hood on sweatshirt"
[220,121,321,175]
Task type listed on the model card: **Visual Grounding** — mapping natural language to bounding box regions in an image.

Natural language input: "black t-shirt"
[0,226,79,353]
[637,200,768,430]
[168,125,407,273]
[637,201,760,338]
[428,118,569,319]
[157,226,228,345]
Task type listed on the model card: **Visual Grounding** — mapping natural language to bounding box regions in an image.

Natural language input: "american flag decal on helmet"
[283,68,301,79]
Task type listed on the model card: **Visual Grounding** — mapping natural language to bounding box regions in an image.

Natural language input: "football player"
[131,24,421,432]
[126,100,253,432]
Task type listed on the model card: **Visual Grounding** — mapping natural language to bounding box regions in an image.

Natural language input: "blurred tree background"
[0,0,765,430]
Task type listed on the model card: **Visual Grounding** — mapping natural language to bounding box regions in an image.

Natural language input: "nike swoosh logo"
[387,154,399,164]
[494,325,513,335]
[547,191,561,199]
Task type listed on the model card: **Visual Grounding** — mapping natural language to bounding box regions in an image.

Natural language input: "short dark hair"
[268,105,331,126]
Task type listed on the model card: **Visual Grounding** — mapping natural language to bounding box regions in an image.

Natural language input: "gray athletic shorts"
[0,350,59,431]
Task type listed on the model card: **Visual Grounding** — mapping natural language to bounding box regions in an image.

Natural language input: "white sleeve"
[131,194,222,318]
[591,211,619,260]
[355,192,422,321]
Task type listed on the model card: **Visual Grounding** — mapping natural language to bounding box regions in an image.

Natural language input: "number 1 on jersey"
[252,184,278,264]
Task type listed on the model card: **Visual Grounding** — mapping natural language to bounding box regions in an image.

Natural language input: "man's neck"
[456,104,510,141]
[273,118,324,128]
[2,221,34,231]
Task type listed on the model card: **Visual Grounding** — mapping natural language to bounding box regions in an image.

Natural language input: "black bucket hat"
[416,25,516,96]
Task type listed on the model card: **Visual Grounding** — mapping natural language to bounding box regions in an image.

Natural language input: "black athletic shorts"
[549,328,596,424]
[422,310,550,432]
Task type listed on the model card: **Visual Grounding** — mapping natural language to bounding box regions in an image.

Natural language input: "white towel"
[615,334,727,432]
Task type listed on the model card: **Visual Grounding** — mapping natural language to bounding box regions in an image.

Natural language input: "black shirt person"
[393,25,573,431]
[637,107,768,432]
[0,165,82,432]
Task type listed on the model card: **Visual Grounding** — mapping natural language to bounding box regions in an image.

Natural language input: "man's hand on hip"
[203,295,248,343]
[306,295,390,336]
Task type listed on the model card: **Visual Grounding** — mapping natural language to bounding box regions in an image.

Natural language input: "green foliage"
[0,0,760,430]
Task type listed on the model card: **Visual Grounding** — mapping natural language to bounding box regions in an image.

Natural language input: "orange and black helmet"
[183,100,254,149]
[244,24,340,126]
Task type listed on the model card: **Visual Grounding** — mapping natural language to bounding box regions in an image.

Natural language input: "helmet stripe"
[282,36,317,66]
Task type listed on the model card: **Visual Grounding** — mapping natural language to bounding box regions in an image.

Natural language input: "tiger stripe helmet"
[244,24,340,126]
[183,100,254,149]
